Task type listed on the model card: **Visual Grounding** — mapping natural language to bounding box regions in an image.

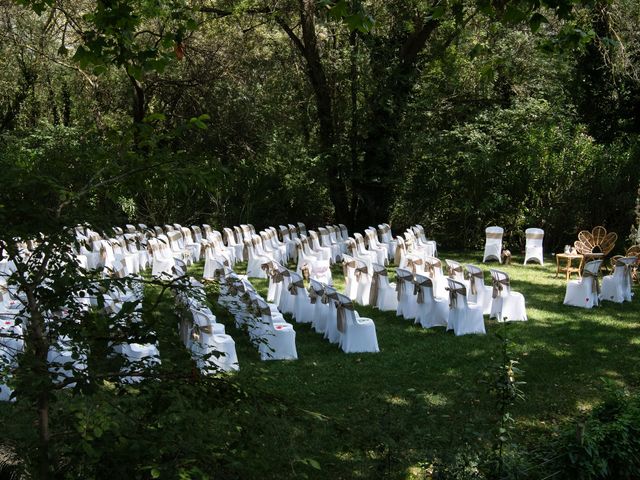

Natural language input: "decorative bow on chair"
[336,300,354,333]
[414,277,433,304]
[492,277,510,299]
[369,269,388,306]
[468,271,484,295]
[446,284,466,308]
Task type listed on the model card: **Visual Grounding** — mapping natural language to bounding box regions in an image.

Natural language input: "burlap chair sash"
[288,279,304,295]
[394,243,405,266]
[407,258,423,274]
[336,301,354,333]
[486,232,503,239]
[395,273,413,301]
[308,287,320,304]
[615,260,633,285]
[369,269,388,306]
[447,285,466,308]
[355,265,368,281]
[492,277,510,299]
[270,269,285,283]
[582,270,600,295]
[342,260,356,278]
[448,264,463,278]
[468,271,484,295]
[261,262,272,276]
[414,277,433,304]
[526,233,544,240]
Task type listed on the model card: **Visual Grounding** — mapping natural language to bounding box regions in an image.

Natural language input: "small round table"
[555,253,584,281]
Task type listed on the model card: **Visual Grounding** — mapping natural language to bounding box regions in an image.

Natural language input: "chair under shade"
[482,226,504,263]
[335,293,379,354]
[395,268,417,320]
[244,238,272,279]
[563,260,603,308]
[308,279,328,333]
[523,228,544,265]
[341,254,359,301]
[465,264,493,315]
[288,271,314,323]
[489,269,527,322]
[600,256,636,303]
[354,258,372,306]
[413,274,449,329]
[369,263,398,311]
[322,285,341,345]
[424,256,449,299]
[189,307,239,372]
[445,259,468,288]
[255,298,297,361]
[446,279,485,336]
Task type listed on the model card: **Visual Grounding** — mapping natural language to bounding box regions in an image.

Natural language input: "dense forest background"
[1,0,639,251]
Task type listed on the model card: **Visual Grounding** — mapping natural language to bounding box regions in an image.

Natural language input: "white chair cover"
[601,257,635,303]
[524,228,544,265]
[563,260,602,308]
[490,269,527,322]
[446,279,485,336]
[483,226,503,263]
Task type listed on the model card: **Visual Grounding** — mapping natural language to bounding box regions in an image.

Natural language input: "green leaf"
[126,64,143,80]
[529,13,548,33]
[151,468,161,478]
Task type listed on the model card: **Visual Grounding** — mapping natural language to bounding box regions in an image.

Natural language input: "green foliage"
[549,382,640,479]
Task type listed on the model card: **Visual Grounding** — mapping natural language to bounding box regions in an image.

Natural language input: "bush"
[551,383,640,480]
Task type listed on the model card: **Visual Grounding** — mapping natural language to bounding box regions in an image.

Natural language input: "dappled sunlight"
[189,251,640,478]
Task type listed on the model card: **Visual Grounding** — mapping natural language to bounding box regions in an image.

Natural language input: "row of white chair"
[483,226,544,265]
[564,257,636,308]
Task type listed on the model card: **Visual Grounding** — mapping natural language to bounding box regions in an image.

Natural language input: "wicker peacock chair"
[574,226,617,256]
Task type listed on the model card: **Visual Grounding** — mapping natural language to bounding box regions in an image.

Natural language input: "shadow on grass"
[189,254,640,479]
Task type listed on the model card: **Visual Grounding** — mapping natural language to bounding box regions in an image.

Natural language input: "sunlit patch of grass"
[185,251,640,479]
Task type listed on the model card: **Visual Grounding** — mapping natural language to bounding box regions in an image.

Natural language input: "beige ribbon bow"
[448,265,463,278]
[336,300,354,333]
[261,262,272,276]
[355,264,368,282]
[369,269,388,306]
[413,277,433,304]
[582,269,600,295]
[407,258,423,274]
[343,260,356,278]
[447,284,466,308]
[492,277,510,299]
[288,279,304,295]
[468,271,484,295]
[308,287,319,304]
[394,243,405,266]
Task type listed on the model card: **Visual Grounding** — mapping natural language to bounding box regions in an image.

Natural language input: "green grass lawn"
[190,252,640,479]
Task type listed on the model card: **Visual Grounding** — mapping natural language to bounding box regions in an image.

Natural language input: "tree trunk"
[279,1,353,224]
[353,19,440,229]
[128,73,146,124]
[25,287,51,480]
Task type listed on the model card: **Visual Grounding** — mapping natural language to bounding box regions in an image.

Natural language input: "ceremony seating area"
[1,219,637,403]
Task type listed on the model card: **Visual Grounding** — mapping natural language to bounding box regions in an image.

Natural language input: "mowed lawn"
[191,252,640,479]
